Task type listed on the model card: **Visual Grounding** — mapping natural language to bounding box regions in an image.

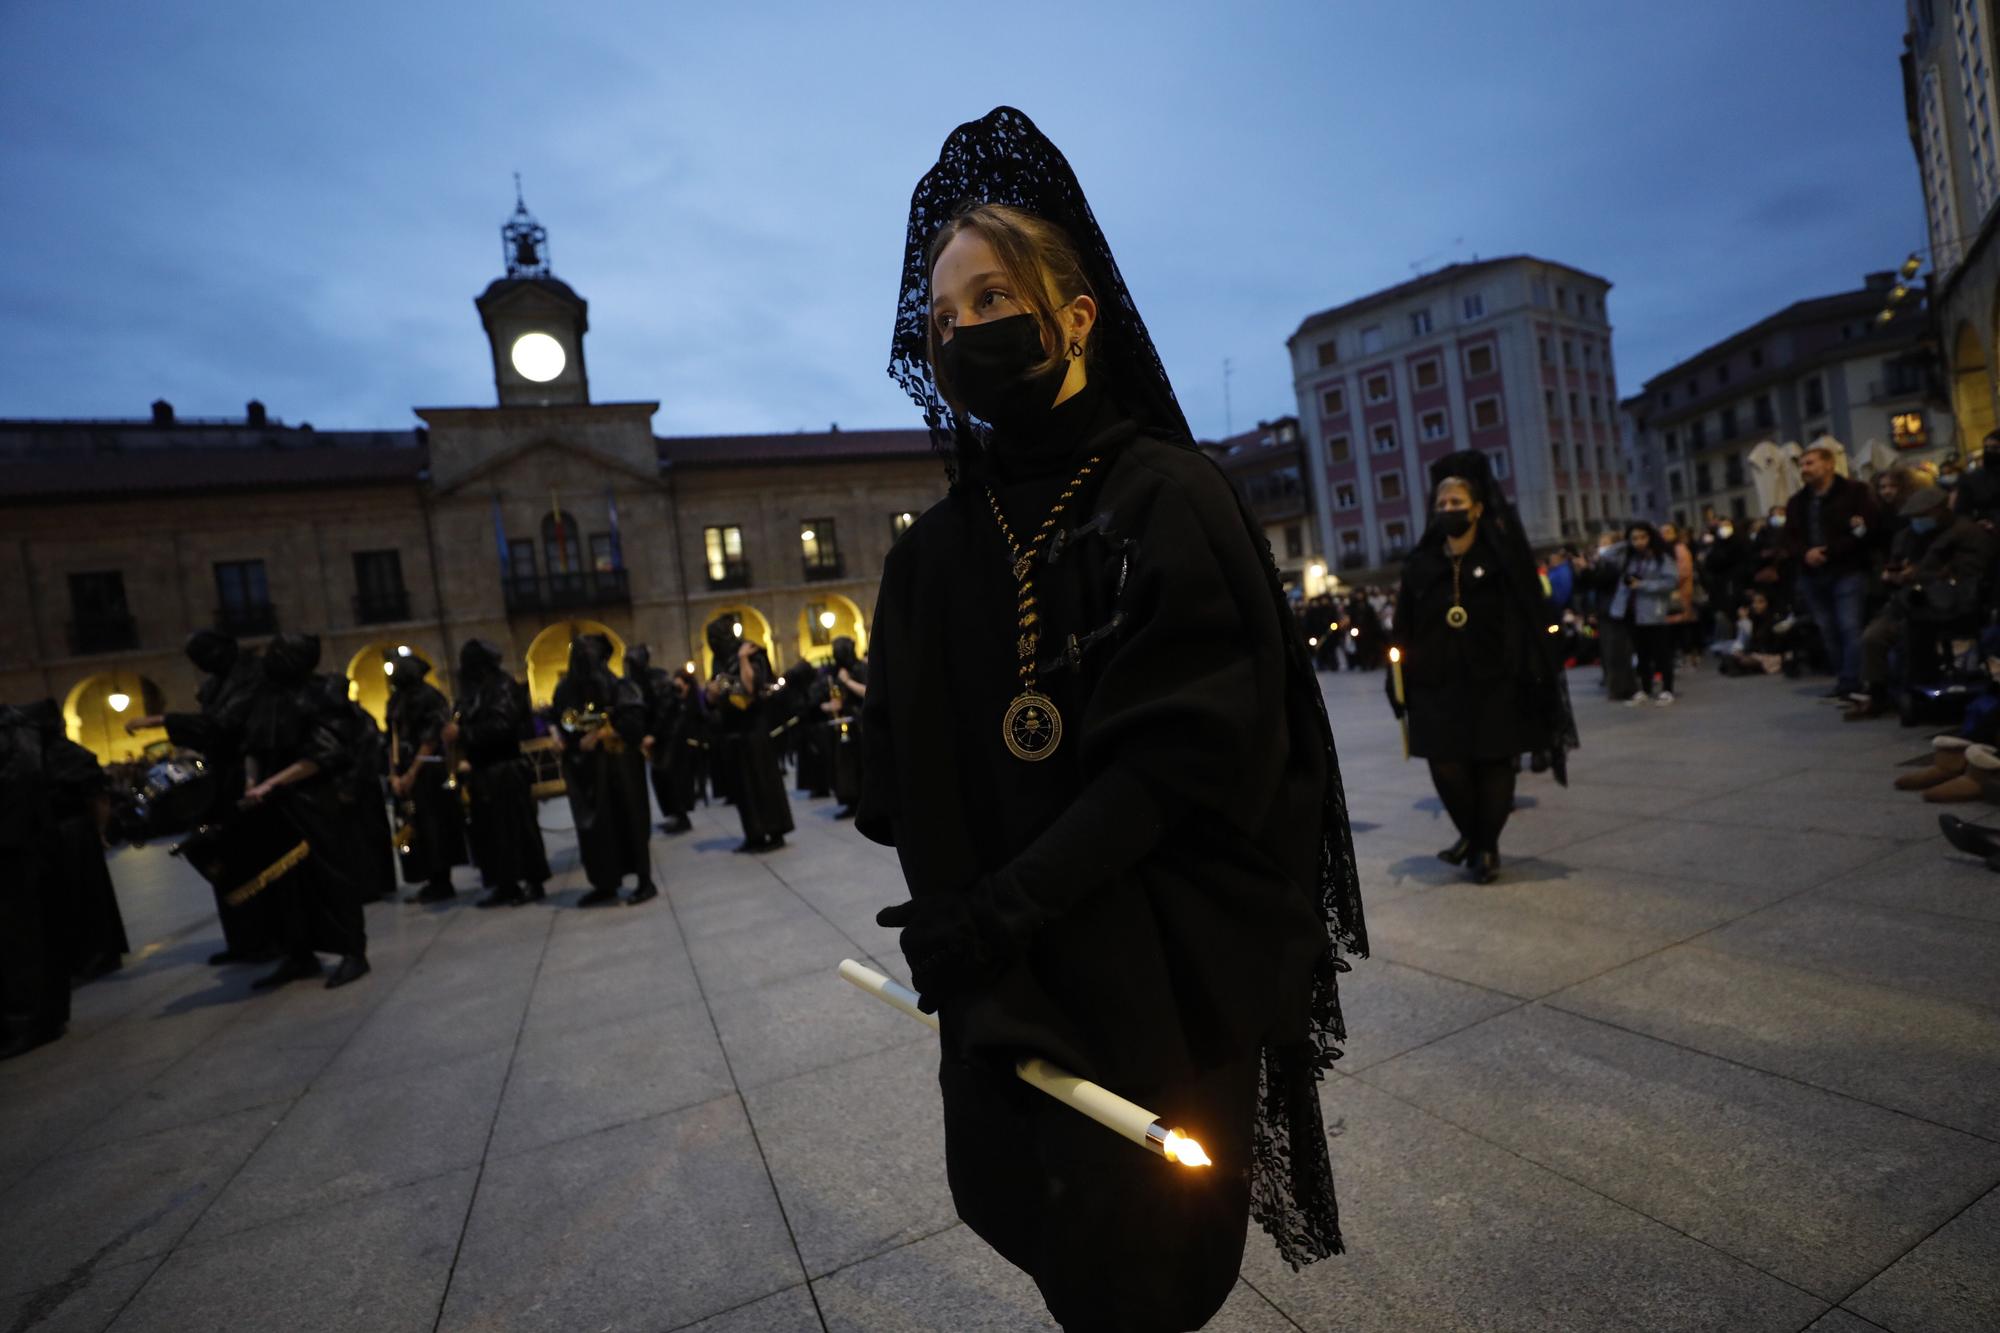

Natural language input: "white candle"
[837,959,1210,1168]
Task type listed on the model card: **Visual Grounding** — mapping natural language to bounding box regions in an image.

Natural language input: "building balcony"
[705,560,752,592]
[502,571,630,613]
[353,588,412,625]
[216,603,278,637]
[68,612,138,656]
[803,555,847,583]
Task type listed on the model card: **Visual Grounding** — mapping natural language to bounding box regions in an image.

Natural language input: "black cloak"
[0,706,68,1047]
[1390,452,1578,779]
[551,634,651,890]
[709,631,796,842]
[241,634,367,959]
[386,655,467,884]
[865,106,1366,1324]
[456,639,550,891]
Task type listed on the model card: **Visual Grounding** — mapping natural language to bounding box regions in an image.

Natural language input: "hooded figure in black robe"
[386,654,467,902]
[651,670,702,834]
[0,704,70,1060]
[239,633,370,990]
[1387,451,1577,883]
[624,644,685,832]
[705,620,795,852]
[21,700,129,983]
[551,634,655,906]
[453,639,551,908]
[862,108,1366,1333]
[825,636,867,818]
[160,630,275,962]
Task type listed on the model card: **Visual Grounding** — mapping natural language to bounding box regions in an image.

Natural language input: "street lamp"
[107,690,130,713]
[819,610,837,629]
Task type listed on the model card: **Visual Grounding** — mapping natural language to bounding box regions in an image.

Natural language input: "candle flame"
[1163,1130,1211,1167]
[1389,647,1401,663]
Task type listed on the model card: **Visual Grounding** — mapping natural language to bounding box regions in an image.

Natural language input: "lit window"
[1892,411,1929,448]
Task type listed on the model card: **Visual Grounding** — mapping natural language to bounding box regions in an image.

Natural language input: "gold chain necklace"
[1446,550,1470,629]
[983,454,1103,760]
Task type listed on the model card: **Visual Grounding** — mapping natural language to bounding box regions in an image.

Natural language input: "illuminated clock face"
[510,331,566,382]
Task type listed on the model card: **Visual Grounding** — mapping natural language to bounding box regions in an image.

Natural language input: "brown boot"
[1923,775,1986,803]
[1897,750,1971,791]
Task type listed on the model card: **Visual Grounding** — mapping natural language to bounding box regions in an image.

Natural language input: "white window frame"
[1469,394,1504,431]
[1411,355,1442,391]
[1463,292,1485,320]
[1382,520,1411,554]
[1464,343,1496,377]
[1376,469,1404,502]
[1420,410,1449,441]
[1371,422,1399,454]
[1410,309,1433,336]
[1334,482,1359,511]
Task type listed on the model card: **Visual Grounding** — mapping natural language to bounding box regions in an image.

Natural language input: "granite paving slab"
[1696,895,2000,1012]
[1555,816,1897,889]
[1330,958,1520,1072]
[1357,886,1683,998]
[1360,1004,2000,1298]
[0,1257,157,1333]
[439,1096,801,1333]
[107,1168,476,1333]
[1844,1184,2000,1333]
[1810,837,2000,924]
[1551,944,2000,1138]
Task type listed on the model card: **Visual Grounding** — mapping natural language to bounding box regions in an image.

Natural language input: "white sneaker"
[1624,693,1646,707]
[1654,690,1676,705]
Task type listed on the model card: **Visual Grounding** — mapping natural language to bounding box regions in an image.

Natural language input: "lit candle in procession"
[837,959,1211,1168]
[1389,646,1408,759]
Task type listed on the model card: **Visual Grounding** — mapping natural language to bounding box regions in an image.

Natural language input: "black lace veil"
[888,105,1367,1269]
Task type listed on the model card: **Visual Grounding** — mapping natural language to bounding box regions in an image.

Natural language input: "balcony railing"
[216,602,278,636]
[705,559,752,592]
[69,612,138,656]
[354,588,412,625]
[803,555,847,582]
[503,570,630,613]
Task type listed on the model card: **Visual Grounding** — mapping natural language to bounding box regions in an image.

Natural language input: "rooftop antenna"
[1407,236,1466,277]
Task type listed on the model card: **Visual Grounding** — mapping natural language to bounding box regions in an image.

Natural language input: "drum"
[174,798,312,908]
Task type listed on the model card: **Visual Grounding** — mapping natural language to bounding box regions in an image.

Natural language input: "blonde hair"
[925,202,1097,414]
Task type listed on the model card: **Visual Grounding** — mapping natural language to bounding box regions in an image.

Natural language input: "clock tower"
[476,181,590,407]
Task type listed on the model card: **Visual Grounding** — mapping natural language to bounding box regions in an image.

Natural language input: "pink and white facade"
[1287,256,1629,572]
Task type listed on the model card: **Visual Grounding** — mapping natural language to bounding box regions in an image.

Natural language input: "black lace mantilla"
[888,105,1369,1270]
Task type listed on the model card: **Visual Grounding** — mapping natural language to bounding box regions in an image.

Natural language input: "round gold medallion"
[1002,691,1063,762]
[1445,605,1469,630]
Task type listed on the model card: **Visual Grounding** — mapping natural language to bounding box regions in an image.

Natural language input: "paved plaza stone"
[2,668,1997,1332]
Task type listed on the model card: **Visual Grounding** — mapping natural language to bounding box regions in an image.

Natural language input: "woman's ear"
[1066,294,1097,354]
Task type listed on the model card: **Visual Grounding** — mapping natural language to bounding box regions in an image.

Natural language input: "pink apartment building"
[1287,256,1630,573]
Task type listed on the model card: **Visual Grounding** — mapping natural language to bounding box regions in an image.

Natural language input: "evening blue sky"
[0,1,1920,442]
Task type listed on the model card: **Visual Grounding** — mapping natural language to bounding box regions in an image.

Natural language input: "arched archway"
[794,593,869,667]
[524,619,626,709]
[1953,321,1995,457]
[697,605,776,676]
[63,671,166,764]
[344,640,444,729]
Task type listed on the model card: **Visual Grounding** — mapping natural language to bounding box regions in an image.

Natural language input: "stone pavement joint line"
[0,670,1995,1331]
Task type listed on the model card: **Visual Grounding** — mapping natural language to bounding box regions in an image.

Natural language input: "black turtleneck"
[984,378,1127,540]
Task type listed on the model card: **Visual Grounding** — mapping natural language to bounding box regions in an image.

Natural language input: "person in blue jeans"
[1782,442,1879,697]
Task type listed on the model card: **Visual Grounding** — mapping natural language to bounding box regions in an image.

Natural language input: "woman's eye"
[980,289,1008,307]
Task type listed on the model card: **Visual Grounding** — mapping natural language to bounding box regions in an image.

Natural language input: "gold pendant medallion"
[1002,691,1063,761]
[1445,604,1470,630]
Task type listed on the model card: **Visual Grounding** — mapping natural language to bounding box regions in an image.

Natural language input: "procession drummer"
[860,107,1367,1332]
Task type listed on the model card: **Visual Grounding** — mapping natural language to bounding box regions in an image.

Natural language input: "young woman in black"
[1389,453,1576,884]
[859,107,1364,1332]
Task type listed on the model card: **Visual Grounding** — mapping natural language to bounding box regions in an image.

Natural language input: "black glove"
[875,880,1038,1012]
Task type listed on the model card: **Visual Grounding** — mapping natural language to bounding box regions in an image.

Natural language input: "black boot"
[626,881,659,906]
[475,884,525,909]
[251,952,323,990]
[324,955,370,989]
[522,882,547,903]
[1437,837,1472,865]
[1467,849,1501,885]
[1939,813,2000,859]
[753,834,786,853]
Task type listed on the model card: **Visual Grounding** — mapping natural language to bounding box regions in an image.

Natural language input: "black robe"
[242,675,368,959]
[859,417,1329,1329]
[388,679,468,886]
[712,660,795,842]
[552,675,653,890]
[165,655,276,955]
[1391,531,1542,761]
[0,712,69,1046]
[44,736,129,974]
[648,684,702,820]
[459,671,551,891]
[340,703,398,904]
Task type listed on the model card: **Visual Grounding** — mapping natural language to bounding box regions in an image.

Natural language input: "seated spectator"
[1845,486,1998,720]
[1712,590,1790,676]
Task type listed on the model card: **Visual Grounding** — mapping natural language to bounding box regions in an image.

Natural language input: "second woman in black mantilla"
[1388,451,1577,884]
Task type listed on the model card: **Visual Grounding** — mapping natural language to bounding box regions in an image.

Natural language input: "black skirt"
[1406,675,1539,761]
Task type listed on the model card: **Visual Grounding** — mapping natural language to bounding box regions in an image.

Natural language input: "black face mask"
[938,314,1068,434]
[1433,510,1474,539]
